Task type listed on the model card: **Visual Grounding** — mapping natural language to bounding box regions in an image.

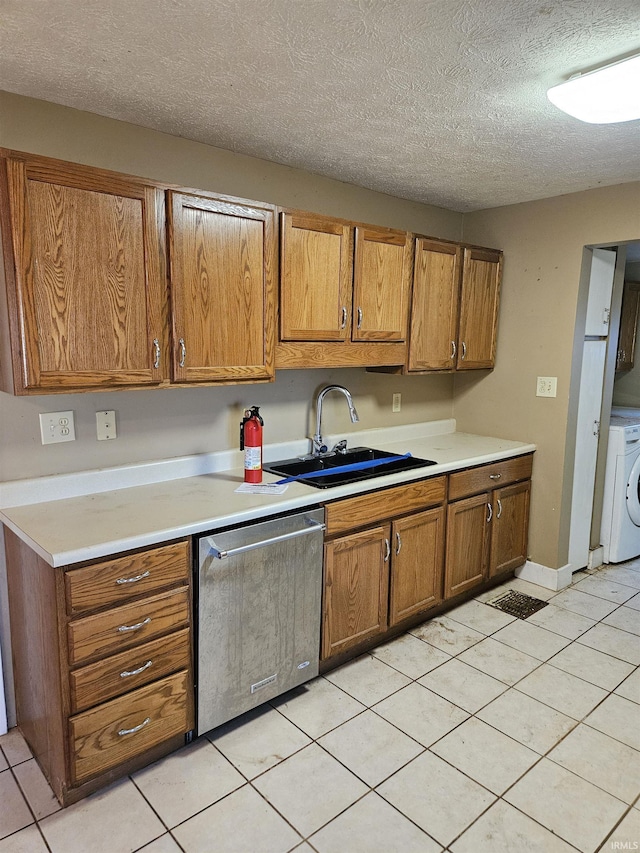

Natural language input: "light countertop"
[0,422,535,567]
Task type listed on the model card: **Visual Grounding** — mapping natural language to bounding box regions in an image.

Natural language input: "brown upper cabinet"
[0,151,276,394]
[168,191,274,383]
[407,238,502,372]
[277,210,412,368]
[0,150,502,391]
[352,226,412,342]
[279,212,351,342]
[0,154,167,393]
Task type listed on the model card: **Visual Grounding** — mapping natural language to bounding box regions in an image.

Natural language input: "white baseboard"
[588,547,604,571]
[515,560,573,591]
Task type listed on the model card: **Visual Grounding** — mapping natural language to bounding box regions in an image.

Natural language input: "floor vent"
[485,589,549,619]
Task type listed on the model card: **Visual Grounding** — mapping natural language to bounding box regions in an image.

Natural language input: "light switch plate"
[392,393,402,413]
[96,410,117,440]
[39,411,76,444]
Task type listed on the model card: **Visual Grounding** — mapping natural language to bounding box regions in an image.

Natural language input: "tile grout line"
[2,761,54,853]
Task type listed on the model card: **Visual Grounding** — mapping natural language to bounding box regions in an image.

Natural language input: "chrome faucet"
[312,385,359,455]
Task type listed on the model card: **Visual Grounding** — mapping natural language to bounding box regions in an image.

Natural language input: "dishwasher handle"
[206,519,326,560]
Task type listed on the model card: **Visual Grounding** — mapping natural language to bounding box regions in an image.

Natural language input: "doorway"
[567,241,640,573]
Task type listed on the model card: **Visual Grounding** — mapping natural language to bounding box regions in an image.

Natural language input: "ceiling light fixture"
[547,53,640,124]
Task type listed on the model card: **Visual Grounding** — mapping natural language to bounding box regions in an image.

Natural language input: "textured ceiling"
[0,0,639,211]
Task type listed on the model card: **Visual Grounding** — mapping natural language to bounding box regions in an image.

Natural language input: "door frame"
[563,243,630,572]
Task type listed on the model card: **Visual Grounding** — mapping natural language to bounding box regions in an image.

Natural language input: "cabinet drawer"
[69,669,191,784]
[65,541,190,615]
[69,627,191,713]
[68,587,190,666]
[448,454,533,501]
[325,476,446,536]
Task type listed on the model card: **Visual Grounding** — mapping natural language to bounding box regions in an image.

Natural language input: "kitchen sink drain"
[485,589,549,619]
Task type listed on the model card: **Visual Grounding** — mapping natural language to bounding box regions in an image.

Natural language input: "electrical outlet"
[536,376,558,397]
[96,410,117,440]
[39,411,76,445]
[392,393,402,413]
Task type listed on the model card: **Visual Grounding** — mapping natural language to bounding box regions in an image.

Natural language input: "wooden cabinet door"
[444,493,490,599]
[490,480,531,577]
[408,238,462,371]
[322,525,390,659]
[3,157,166,392]
[616,283,640,371]
[352,226,411,342]
[280,212,352,341]
[457,247,501,369]
[168,192,275,382]
[389,507,445,626]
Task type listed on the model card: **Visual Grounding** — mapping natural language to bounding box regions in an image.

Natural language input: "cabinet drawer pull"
[496,499,503,519]
[487,502,493,523]
[117,617,151,633]
[115,570,151,585]
[118,717,151,737]
[451,340,457,360]
[384,538,390,562]
[340,306,347,329]
[178,338,186,368]
[152,338,161,370]
[395,531,402,555]
[120,660,153,678]
[489,473,502,480]
[357,307,363,329]
[461,341,467,360]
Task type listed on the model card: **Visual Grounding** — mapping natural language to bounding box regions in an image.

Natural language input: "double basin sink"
[263,446,437,489]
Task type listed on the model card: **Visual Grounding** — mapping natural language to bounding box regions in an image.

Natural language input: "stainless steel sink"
[263,446,437,488]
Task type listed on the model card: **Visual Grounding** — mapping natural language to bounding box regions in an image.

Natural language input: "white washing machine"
[601,413,640,563]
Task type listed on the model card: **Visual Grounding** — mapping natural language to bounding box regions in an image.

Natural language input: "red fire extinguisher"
[240,406,264,483]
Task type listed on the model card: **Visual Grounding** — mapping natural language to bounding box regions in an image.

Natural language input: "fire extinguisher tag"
[244,446,262,471]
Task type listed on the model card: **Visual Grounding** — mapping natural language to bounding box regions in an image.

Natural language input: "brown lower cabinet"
[321,477,447,659]
[445,455,533,598]
[322,453,533,662]
[4,533,194,806]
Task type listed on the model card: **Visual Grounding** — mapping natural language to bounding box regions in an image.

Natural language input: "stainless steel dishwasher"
[195,507,325,734]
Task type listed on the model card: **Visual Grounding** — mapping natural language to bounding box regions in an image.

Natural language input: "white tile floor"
[2,559,640,853]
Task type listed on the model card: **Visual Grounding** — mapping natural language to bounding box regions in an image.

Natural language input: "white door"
[585,249,616,336]
[568,339,608,570]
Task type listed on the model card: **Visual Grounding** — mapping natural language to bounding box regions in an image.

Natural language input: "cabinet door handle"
[178,338,186,368]
[115,570,150,586]
[384,538,390,562]
[120,660,153,678]
[152,338,161,369]
[340,306,347,329]
[357,307,363,329]
[118,717,151,737]
[461,341,467,360]
[117,617,151,633]
[451,341,457,360]
[496,499,502,519]
[487,502,493,523]
[489,473,502,481]
[395,531,402,555]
